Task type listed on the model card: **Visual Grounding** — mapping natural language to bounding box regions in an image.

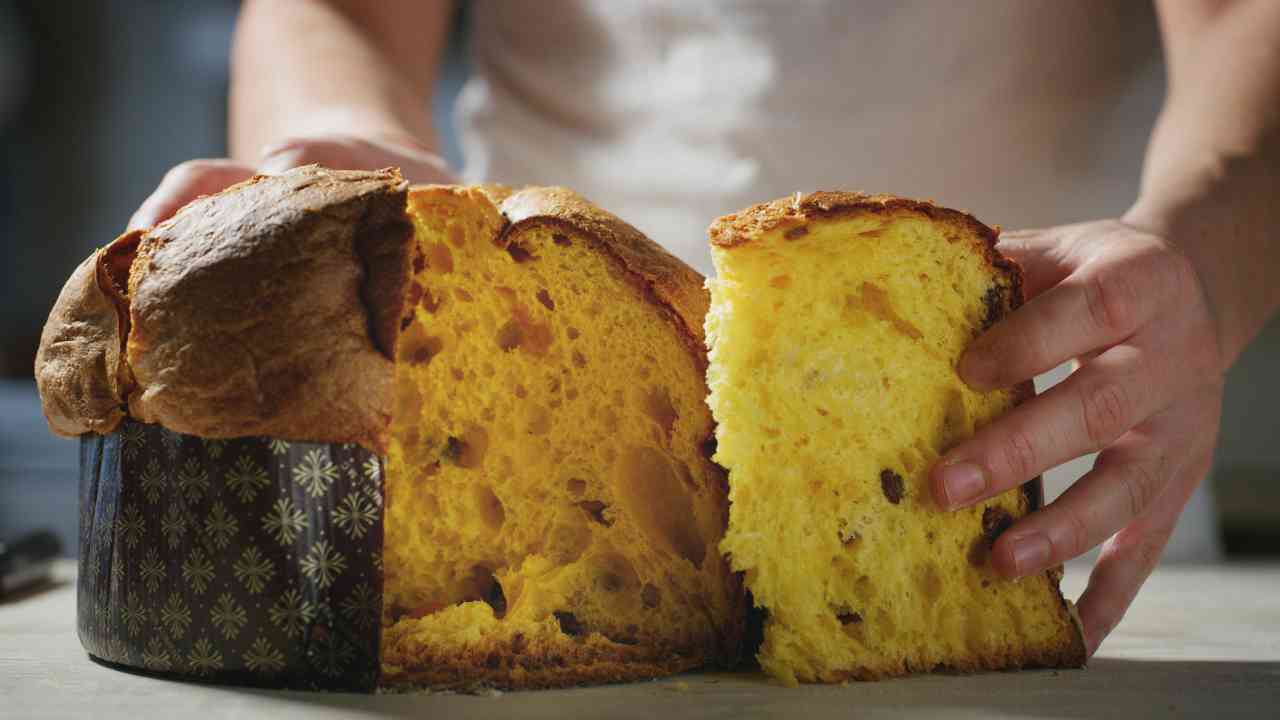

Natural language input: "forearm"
[1126,0,1280,365]
[229,0,451,161]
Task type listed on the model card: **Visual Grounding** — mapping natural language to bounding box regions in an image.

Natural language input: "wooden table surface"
[3,560,1278,719]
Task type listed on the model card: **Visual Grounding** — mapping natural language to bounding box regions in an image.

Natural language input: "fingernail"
[1010,533,1052,575]
[939,461,987,508]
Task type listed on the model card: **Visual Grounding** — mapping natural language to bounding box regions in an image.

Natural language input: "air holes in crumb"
[576,500,612,526]
[554,611,585,637]
[450,368,464,381]
[567,327,580,340]
[497,320,523,351]
[527,405,551,435]
[514,384,527,399]
[641,583,661,608]
[616,446,705,569]
[566,478,586,496]
[553,233,571,247]
[448,224,466,248]
[471,567,506,618]
[474,485,505,531]
[880,469,905,504]
[455,288,473,302]
[536,288,555,310]
[642,387,678,443]
[421,287,441,313]
[507,244,535,263]
[429,242,453,273]
[412,251,426,274]
[572,350,588,368]
[399,325,444,365]
[837,612,862,625]
[406,281,424,307]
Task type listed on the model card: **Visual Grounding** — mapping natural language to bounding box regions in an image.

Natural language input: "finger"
[128,160,257,230]
[1075,385,1221,655]
[258,135,456,184]
[996,228,1075,300]
[1076,443,1216,654]
[934,341,1176,510]
[959,240,1190,391]
[989,385,1207,578]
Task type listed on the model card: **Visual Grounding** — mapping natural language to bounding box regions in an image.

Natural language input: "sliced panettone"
[381,185,740,687]
[705,192,1086,685]
[35,165,741,690]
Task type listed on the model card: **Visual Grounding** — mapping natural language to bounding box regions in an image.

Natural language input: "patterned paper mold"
[78,419,384,691]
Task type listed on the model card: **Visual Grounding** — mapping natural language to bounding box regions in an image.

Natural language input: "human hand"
[127,133,455,230]
[929,218,1225,656]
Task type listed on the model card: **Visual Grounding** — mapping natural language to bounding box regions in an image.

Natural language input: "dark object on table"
[0,529,61,599]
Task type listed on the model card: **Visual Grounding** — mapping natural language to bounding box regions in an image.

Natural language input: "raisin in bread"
[704,192,1086,685]
[35,165,742,689]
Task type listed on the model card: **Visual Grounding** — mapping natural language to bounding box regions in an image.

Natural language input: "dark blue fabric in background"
[0,380,79,554]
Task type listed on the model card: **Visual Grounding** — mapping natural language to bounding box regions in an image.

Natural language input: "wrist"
[1123,142,1280,367]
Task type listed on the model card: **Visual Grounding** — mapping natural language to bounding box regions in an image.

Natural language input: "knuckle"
[164,159,217,182]
[1082,269,1137,336]
[1080,380,1130,448]
[1060,506,1091,559]
[996,426,1040,483]
[1119,458,1164,519]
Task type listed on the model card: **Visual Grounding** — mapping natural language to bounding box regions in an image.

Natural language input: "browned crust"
[37,165,412,452]
[499,187,712,371]
[711,191,1086,672]
[382,634,707,690]
[34,235,138,436]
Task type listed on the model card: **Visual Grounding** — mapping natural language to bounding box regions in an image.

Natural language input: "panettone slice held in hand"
[705,192,1087,685]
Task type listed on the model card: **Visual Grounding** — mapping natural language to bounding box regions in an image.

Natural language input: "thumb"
[996,227,1074,301]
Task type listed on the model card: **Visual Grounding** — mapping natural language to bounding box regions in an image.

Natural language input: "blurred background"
[0,0,1276,559]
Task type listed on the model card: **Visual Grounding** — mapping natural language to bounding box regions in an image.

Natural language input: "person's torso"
[458,0,1163,275]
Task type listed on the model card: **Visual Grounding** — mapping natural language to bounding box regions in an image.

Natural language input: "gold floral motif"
[161,504,189,550]
[187,637,223,676]
[120,591,149,637]
[292,449,338,498]
[139,548,166,594]
[159,592,192,638]
[176,457,210,502]
[138,459,167,504]
[225,455,270,503]
[339,582,379,630]
[332,492,377,540]
[117,504,145,550]
[204,501,240,550]
[181,548,215,595]
[243,637,286,674]
[269,588,316,638]
[300,540,346,590]
[232,545,275,594]
[262,498,309,546]
[141,637,172,672]
[210,593,248,640]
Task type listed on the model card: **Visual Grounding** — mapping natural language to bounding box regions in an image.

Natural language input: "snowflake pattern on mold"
[332,492,377,540]
[262,498,309,546]
[300,541,346,590]
[292,450,338,498]
[243,637,286,674]
[84,422,384,689]
[225,455,270,503]
[181,548,215,595]
[210,593,248,640]
[232,545,275,595]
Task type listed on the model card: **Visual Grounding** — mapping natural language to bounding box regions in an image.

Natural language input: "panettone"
[704,192,1087,685]
[35,165,741,689]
